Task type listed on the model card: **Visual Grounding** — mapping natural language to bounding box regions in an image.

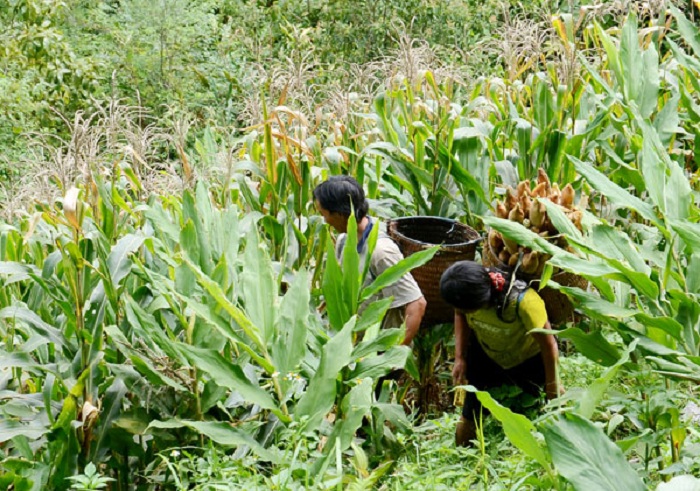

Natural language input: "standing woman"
[313,176,427,346]
[439,260,560,446]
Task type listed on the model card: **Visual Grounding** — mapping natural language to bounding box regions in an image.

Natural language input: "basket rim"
[387,216,483,249]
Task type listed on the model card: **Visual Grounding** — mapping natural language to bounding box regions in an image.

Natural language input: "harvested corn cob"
[489,169,584,275]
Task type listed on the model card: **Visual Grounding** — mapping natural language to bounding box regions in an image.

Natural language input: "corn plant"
[0,169,152,489]
[484,6,700,371]
[236,103,326,266]
[363,73,491,223]
[130,184,439,477]
[475,9,700,478]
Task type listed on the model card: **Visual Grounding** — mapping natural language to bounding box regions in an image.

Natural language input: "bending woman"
[440,261,560,446]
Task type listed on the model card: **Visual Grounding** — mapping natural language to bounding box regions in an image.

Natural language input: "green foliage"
[66,463,114,491]
[2,0,700,489]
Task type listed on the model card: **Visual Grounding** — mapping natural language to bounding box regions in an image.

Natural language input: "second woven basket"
[482,234,587,325]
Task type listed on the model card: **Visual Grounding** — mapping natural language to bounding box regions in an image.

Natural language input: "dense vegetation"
[2,0,700,489]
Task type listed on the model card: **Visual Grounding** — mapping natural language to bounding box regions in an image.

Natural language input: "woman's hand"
[453,312,470,385]
[452,357,467,385]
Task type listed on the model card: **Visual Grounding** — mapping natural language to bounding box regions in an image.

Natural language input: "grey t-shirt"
[335,221,423,328]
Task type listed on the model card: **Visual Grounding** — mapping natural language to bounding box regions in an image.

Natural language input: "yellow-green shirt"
[465,289,547,369]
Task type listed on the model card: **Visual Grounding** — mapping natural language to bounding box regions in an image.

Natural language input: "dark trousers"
[462,340,545,420]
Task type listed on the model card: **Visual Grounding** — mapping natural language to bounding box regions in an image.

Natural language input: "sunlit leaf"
[273,269,310,378]
[295,317,356,431]
[107,233,145,288]
[466,386,551,471]
[241,228,277,344]
[570,156,659,226]
[541,412,645,491]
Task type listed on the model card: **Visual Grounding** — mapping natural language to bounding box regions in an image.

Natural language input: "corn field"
[2,2,700,490]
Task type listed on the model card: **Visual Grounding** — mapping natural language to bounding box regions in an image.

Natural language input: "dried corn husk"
[521,250,540,274]
[488,229,503,252]
[529,199,546,228]
[516,180,530,198]
[508,253,519,268]
[559,183,575,209]
[508,203,524,224]
[496,202,509,219]
[489,168,586,276]
[537,168,551,195]
[505,188,518,210]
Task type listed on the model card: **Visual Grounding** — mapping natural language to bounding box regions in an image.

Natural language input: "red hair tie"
[489,271,506,292]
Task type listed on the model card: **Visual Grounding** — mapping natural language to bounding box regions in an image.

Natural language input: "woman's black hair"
[312,175,369,221]
[440,261,512,318]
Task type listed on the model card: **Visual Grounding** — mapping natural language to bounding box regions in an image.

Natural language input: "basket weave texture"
[387,217,481,327]
[482,233,588,326]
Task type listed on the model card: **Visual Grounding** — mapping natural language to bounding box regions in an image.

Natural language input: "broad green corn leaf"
[655,94,680,145]
[145,203,181,243]
[552,327,620,367]
[637,114,691,221]
[0,305,66,347]
[183,256,266,352]
[354,297,393,333]
[295,317,356,431]
[148,420,277,462]
[105,324,187,391]
[672,221,700,250]
[0,261,38,283]
[184,188,214,274]
[541,412,645,491]
[587,225,649,275]
[540,200,582,240]
[347,345,411,381]
[554,285,635,320]
[483,217,617,278]
[639,41,659,118]
[322,238,351,331]
[312,378,373,476]
[352,328,403,359]
[575,340,636,419]
[342,213,362,316]
[466,386,551,471]
[570,156,659,226]
[178,344,286,420]
[636,314,684,343]
[180,219,201,267]
[669,5,700,58]
[124,299,182,362]
[107,233,145,289]
[273,269,310,378]
[241,229,277,344]
[360,246,439,302]
[0,419,50,442]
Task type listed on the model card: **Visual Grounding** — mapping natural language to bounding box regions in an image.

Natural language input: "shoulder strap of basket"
[498,278,528,322]
[510,279,528,320]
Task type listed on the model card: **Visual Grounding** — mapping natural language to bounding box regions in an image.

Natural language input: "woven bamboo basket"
[387,217,481,327]
[482,232,588,326]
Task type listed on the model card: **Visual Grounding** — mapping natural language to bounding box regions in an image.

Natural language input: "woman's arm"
[452,311,472,384]
[401,296,427,346]
[532,320,560,399]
